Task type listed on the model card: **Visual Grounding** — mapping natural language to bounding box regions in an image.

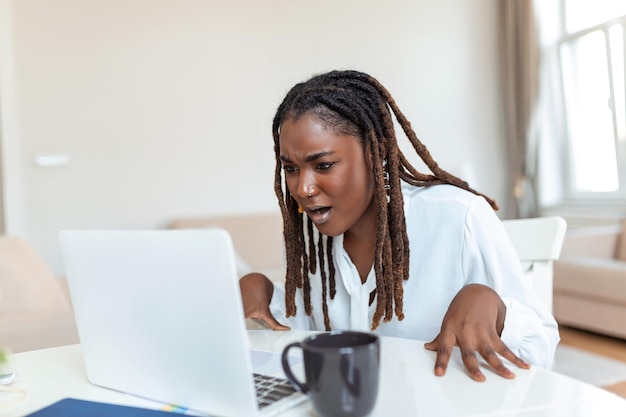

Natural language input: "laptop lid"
[60,229,298,416]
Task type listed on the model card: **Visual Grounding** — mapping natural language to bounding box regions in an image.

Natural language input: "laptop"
[59,229,305,417]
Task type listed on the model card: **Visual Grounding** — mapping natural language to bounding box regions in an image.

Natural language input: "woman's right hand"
[239,272,290,330]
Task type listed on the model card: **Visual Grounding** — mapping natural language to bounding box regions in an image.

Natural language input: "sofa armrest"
[0,236,72,314]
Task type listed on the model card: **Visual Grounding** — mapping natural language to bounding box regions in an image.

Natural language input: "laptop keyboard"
[253,373,298,409]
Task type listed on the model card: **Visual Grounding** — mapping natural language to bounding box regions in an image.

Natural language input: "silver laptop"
[59,229,305,416]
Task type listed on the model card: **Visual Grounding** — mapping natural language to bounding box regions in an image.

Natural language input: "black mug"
[281,331,380,417]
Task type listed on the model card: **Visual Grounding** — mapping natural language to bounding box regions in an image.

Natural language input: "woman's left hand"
[424,283,530,381]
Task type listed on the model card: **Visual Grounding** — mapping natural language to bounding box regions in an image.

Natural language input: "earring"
[298,204,304,214]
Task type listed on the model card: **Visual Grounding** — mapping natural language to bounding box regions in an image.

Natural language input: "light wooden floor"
[558,325,626,399]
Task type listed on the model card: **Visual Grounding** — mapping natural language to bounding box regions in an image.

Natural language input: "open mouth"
[306,207,331,224]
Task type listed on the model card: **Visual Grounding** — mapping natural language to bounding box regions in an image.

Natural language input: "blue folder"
[25,398,180,417]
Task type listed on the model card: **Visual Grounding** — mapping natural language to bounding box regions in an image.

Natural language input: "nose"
[296,170,316,198]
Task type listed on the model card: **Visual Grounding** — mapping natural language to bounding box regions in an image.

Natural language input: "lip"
[305,206,332,225]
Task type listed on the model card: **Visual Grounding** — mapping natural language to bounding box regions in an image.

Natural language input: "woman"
[240,70,559,381]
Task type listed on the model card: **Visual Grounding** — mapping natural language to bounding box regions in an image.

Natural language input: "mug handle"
[281,342,309,394]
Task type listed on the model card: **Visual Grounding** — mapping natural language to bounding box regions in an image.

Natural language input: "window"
[558,0,626,200]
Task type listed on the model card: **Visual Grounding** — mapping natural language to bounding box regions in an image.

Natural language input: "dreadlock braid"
[272,70,498,331]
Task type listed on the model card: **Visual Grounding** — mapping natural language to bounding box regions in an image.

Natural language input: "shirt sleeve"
[462,197,560,369]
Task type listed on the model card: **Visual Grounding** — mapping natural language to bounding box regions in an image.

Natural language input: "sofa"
[553,221,626,339]
[0,236,79,353]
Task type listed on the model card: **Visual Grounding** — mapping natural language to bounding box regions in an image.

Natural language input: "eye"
[282,165,298,174]
[316,162,334,170]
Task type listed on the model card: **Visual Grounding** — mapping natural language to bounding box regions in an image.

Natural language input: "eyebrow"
[280,150,335,163]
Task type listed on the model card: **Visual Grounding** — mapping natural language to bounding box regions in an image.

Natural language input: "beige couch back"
[168,213,285,272]
[560,225,623,259]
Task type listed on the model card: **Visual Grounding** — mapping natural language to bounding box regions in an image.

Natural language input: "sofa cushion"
[617,219,626,261]
[0,236,72,314]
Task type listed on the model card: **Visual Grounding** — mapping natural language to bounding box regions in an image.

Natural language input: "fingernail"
[474,371,486,381]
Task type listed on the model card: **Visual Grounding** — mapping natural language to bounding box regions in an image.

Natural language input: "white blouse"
[269,183,560,369]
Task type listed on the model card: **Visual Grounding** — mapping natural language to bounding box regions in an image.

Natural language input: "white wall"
[1,0,507,274]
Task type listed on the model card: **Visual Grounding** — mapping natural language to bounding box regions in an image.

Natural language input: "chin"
[311,223,345,238]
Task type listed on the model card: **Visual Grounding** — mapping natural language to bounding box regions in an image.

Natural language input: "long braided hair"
[272,70,497,331]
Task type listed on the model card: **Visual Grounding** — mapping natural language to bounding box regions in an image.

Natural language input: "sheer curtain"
[499,0,541,219]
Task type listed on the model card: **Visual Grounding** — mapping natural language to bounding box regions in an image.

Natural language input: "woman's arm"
[426,196,559,380]
[239,273,290,330]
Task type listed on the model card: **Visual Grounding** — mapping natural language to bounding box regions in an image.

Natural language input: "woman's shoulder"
[400,183,500,243]
[401,182,486,209]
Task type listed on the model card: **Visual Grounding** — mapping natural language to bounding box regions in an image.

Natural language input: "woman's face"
[279,113,376,237]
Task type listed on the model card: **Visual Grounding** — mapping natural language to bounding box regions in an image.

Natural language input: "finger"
[432,334,455,377]
[478,345,515,379]
[494,342,531,370]
[423,335,440,351]
[261,312,290,331]
[460,347,486,382]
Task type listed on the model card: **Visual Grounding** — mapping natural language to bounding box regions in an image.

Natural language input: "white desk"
[3,330,626,417]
